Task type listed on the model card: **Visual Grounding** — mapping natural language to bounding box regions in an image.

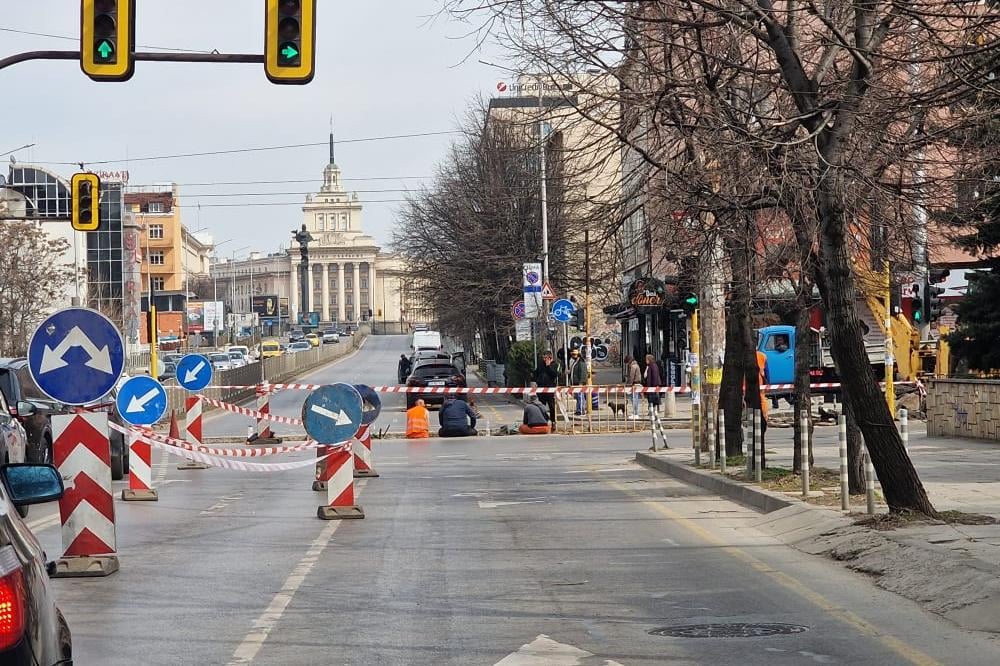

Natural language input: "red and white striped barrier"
[180,395,211,470]
[108,422,323,458]
[254,382,278,441]
[50,413,120,577]
[352,424,378,478]
[122,430,157,501]
[317,446,364,520]
[196,394,304,426]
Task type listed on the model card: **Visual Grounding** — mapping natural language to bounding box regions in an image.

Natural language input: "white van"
[411,330,442,351]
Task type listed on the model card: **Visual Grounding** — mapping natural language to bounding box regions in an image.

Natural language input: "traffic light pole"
[0,50,265,72]
[883,259,896,416]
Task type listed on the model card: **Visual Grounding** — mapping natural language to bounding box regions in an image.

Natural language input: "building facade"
[210,137,407,332]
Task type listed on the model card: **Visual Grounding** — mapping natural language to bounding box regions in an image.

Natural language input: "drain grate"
[649,623,809,639]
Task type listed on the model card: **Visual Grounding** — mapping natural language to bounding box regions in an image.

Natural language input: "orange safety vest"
[756,350,768,419]
[405,406,430,438]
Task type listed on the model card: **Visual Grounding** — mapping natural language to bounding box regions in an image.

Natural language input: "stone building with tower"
[211,134,410,333]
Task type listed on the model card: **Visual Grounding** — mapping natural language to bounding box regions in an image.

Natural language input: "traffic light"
[71,173,101,231]
[81,0,136,82]
[265,0,317,85]
[681,292,699,315]
[572,308,585,331]
[907,282,923,323]
[926,269,950,323]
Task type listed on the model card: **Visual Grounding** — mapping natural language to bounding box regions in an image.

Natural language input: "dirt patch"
[854,509,999,530]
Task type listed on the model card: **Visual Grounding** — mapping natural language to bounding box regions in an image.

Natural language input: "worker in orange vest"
[405,399,430,439]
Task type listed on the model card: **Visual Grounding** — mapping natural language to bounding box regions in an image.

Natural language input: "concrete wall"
[927,379,1000,440]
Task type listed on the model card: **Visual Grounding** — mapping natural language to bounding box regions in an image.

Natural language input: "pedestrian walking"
[644,353,662,415]
[625,355,643,419]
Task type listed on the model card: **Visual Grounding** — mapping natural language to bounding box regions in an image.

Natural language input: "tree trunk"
[721,230,749,457]
[816,175,936,515]
[792,299,813,473]
[844,397,867,495]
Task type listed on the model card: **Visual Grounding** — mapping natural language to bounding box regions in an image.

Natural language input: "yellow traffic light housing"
[265,0,316,85]
[81,0,136,82]
[71,173,101,231]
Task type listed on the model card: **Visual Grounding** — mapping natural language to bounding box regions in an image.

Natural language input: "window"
[148,224,164,239]
[147,202,164,213]
[317,214,325,230]
[151,277,165,291]
[148,251,165,265]
[341,214,349,230]
[764,333,790,352]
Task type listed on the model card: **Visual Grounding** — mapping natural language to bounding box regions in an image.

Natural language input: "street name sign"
[116,375,168,426]
[28,307,125,405]
[176,354,214,392]
[302,383,363,444]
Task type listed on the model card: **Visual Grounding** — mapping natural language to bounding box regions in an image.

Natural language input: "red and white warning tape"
[110,422,326,458]
[195,394,304,425]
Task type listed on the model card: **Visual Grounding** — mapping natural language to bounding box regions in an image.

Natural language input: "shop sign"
[627,277,667,310]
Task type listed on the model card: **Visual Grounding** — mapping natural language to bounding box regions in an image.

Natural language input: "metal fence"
[166,326,370,416]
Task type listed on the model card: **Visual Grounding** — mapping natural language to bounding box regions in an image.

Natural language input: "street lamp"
[231,246,250,343]
[212,238,235,347]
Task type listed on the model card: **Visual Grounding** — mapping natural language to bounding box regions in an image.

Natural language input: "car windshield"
[292,342,310,350]
[210,354,229,363]
[412,364,459,378]
[229,352,243,359]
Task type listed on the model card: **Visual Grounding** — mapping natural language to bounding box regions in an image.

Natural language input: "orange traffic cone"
[168,411,181,439]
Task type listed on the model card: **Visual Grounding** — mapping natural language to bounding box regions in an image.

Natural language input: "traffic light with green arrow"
[681,292,699,315]
[81,0,135,82]
[266,0,317,85]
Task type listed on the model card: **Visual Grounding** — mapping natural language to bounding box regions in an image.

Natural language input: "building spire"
[330,113,337,164]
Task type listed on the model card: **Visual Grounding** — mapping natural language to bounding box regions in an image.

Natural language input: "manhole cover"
[649,623,809,639]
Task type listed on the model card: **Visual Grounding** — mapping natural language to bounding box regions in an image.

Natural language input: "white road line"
[226,480,366,665]
[26,514,61,533]
[494,634,624,665]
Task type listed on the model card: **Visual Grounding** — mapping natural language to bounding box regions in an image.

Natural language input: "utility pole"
[538,87,550,284]
[690,308,701,451]
[884,259,896,415]
[584,229,593,414]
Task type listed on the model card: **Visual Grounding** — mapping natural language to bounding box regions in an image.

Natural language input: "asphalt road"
[20,338,1000,665]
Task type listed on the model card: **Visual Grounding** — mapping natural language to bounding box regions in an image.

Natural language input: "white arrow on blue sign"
[550,298,577,323]
[176,353,214,392]
[28,307,125,406]
[116,375,168,426]
[301,383,363,444]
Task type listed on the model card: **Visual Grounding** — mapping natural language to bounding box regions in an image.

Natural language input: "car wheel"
[43,432,53,465]
[57,608,72,662]
[406,396,416,410]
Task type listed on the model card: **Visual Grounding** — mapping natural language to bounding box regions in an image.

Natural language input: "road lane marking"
[596,473,941,666]
[26,513,60,533]
[226,479,367,665]
[478,499,545,509]
[494,634,623,666]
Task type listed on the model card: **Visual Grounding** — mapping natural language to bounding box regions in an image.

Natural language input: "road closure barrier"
[122,430,158,501]
[352,424,378,478]
[180,395,211,470]
[51,413,120,578]
[317,446,364,520]
[196,393,304,426]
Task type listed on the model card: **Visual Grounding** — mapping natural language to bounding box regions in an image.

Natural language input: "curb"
[635,451,794,513]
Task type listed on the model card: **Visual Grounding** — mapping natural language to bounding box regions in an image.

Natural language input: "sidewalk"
[637,427,1000,633]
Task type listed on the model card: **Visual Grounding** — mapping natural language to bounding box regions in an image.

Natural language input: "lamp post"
[211,238,234,347]
[231,246,250,343]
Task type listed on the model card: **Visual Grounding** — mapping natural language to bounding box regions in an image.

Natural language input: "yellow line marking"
[596,474,941,666]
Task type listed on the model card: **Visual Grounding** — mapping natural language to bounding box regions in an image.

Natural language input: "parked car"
[322,331,340,344]
[160,361,178,381]
[160,352,183,366]
[0,359,60,465]
[0,463,73,665]
[228,351,248,368]
[0,389,27,467]
[305,333,321,348]
[405,363,467,409]
[289,329,305,343]
[209,353,234,372]
[286,341,312,354]
[260,341,283,358]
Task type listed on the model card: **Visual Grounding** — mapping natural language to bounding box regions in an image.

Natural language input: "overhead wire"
[0,25,213,53]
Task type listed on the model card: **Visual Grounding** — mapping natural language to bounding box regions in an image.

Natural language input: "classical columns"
[352,262,361,321]
[369,261,377,316]
[321,263,330,322]
[337,263,346,323]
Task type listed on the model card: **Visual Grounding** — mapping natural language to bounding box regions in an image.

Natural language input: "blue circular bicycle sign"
[550,298,576,323]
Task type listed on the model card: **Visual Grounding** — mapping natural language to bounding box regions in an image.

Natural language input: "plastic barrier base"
[177,460,212,470]
[353,469,380,479]
[317,505,365,520]
[121,489,158,501]
[51,555,120,578]
[312,480,327,491]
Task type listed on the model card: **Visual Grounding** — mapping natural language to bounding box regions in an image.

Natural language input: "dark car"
[0,463,73,665]
[288,329,306,343]
[405,363,467,408]
[0,359,66,465]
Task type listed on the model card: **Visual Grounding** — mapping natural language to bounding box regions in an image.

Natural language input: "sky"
[0,0,504,254]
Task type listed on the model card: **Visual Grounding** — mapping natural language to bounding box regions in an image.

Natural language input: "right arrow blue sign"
[302,383,363,444]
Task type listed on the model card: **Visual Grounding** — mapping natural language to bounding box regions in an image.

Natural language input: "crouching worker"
[438,395,477,437]
[519,392,551,435]
[405,399,430,439]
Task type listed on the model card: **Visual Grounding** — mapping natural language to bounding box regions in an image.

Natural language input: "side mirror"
[15,401,36,417]
[1,464,64,506]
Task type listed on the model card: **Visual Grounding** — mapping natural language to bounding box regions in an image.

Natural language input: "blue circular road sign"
[353,384,382,426]
[301,383,364,444]
[176,354,214,392]
[28,307,125,406]
[550,298,577,323]
[116,376,168,426]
